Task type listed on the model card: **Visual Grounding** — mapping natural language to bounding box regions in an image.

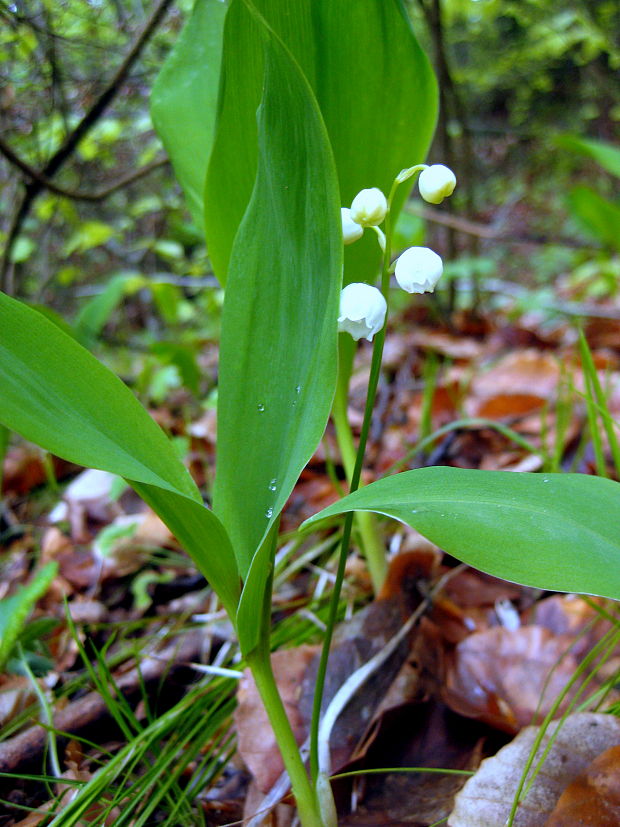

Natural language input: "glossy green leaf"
[567,185,620,251]
[236,528,275,655]
[0,292,240,617]
[556,134,620,179]
[212,4,342,578]
[204,0,437,285]
[0,563,57,672]
[150,0,228,228]
[0,292,197,497]
[134,483,240,618]
[303,467,620,599]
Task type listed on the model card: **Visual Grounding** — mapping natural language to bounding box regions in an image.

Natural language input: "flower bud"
[338,283,387,342]
[394,246,443,294]
[350,188,388,227]
[418,164,456,204]
[341,208,363,244]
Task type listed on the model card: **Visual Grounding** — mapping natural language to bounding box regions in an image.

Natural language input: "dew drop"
[411,509,418,514]
[295,384,301,395]
[257,402,265,412]
[265,507,273,519]
[268,478,277,492]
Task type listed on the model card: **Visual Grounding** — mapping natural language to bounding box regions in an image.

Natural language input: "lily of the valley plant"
[2,4,620,827]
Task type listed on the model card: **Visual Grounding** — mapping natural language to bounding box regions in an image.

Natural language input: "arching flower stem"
[309,171,407,786]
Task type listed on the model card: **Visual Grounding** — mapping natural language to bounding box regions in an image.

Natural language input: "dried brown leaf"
[444,626,607,732]
[449,713,620,827]
[545,744,620,825]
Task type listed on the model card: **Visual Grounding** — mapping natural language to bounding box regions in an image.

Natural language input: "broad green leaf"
[0,563,57,672]
[556,134,620,179]
[303,467,620,599]
[567,185,620,251]
[0,292,240,617]
[0,292,197,498]
[236,528,275,655]
[0,424,7,491]
[74,272,144,347]
[204,0,437,285]
[63,221,115,256]
[212,4,342,578]
[316,0,438,288]
[150,0,228,228]
[134,483,240,618]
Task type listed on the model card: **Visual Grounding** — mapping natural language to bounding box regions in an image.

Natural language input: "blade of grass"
[578,329,620,477]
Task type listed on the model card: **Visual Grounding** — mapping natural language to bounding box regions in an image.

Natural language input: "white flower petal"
[394,247,443,294]
[418,164,456,205]
[338,283,387,342]
[341,208,364,244]
[350,188,388,227]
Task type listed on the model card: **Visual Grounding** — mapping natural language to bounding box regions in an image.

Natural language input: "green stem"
[332,368,387,592]
[247,649,324,826]
[310,175,403,783]
[245,523,324,826]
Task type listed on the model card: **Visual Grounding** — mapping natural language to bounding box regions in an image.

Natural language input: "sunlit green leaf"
[0,563,57,672]
[0,292,240,617]
[304,467,620,599]
[556,134,620,179]
[567,185,620,251]
[63,221,115,256]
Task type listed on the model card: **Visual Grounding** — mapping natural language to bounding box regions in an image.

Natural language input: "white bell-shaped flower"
[341,207,363,244]
[338,283,387,342]
[350,188,388,227]
[418,164,456,205]
[394,246,443,293]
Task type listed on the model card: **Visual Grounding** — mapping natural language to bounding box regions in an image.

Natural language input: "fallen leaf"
[443,626,617,732]
[48,468,121,540]
[545,743,620,825]
[339,700,483,827]
[448,713,620,827]
[466,350,561,420]
[0,676,38,727]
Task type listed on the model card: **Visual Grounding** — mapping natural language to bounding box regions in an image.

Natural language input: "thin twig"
[0,631,204,773]
[410,204,601,248]
[0,0,175,292]
[0,136,169,201]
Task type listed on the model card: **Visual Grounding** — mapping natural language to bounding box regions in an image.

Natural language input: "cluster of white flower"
[337,164,456,342]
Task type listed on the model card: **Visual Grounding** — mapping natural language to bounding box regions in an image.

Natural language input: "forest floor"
[2,267,620,827]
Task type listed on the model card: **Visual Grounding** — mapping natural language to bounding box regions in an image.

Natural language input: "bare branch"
[1,0,175,293]
[0,135,169,201]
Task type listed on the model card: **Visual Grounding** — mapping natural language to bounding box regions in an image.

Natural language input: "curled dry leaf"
[443,626,619,733]
[48,468,121,539]
[448,712,620,827]
[470,350,561,400]
[0,676,39,728]
[465,349,561,420]
[545,743,620,826]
